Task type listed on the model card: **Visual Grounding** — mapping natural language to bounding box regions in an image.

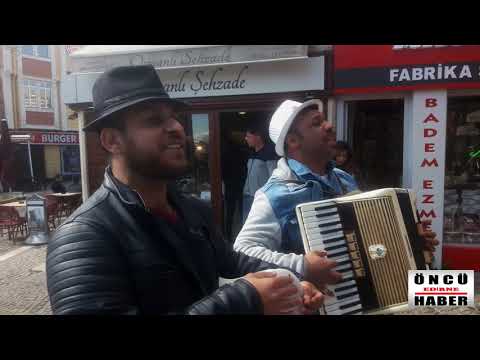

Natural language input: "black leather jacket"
[46,167,297,315]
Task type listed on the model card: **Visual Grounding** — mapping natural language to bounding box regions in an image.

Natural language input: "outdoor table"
[49,192,82,197]
[0,200,27,218]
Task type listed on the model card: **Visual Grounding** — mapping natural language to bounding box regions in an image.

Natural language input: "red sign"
[334,45,480,94]
[12,131,79,145]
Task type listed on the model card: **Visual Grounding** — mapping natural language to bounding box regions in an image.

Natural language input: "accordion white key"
[295,188,431,315]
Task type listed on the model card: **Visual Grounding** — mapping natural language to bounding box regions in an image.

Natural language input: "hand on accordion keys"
[304,250,344,290]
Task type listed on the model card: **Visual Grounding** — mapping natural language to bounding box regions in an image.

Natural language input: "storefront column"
[335,99,347,141]
[409,89,448,269]
[78,111,90,202]
[402,95,414,188]
[44,145,61,179]
[327,98,336,127]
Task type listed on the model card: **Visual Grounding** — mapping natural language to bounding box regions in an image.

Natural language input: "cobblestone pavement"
[0,245,51,315]
[0,240,478,315]
[0,238,24,257]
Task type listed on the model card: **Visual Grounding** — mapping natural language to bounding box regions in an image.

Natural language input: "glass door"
[177,113,211,203]
[346,99,404,190]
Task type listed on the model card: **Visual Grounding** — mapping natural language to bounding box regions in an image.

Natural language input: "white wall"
[1,46,14,128]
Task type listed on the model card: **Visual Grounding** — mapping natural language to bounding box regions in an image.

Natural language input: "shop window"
[444,96,480,247]
[36,45,49,59]
[23,79,52,110]
[60,145,81,175]
[22,45,50,59]
[22,45,34,56]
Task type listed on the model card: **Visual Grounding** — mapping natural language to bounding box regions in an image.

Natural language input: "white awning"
[70,45,223,58]
[67,45,309,73]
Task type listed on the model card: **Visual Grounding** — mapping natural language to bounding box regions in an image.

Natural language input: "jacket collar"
[273,157,344,195]
[286,158,336,178]
[103,165,148,209]
[102,166,210,295]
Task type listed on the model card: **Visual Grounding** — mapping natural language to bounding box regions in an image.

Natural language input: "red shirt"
[150,207,179,225]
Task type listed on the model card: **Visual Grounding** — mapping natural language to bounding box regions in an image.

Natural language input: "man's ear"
[100,128,125,155]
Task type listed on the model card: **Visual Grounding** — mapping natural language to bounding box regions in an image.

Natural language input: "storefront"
[10,130,80,190]
[333,45,480,270]
[63,45,331,239]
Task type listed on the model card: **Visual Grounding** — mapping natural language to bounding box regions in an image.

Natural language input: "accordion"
[295,188,431,315]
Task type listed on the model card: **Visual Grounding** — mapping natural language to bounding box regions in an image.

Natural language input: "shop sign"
[63,57,325,104]
[334,45,480,94]
[12,132,79,145]
[411,90,447,269]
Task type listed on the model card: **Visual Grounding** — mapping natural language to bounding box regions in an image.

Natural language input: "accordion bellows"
[296,188,429,315]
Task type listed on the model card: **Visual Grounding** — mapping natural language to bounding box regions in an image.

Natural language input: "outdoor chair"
[0,206,28,243]
[45,196,60,231]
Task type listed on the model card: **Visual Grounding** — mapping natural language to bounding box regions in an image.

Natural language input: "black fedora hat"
[83,64,189,132]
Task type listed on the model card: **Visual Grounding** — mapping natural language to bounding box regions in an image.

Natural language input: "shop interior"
[220,110,272,241]
[346,99,404,191]
[10,145,45,191]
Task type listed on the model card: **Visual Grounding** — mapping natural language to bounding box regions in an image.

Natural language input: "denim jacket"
[234,157,358,276]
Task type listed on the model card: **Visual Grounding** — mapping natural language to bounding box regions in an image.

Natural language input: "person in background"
[242,122,279,223]
[51,175,67,194]
[67,175,82,193]
[334,141,364,188]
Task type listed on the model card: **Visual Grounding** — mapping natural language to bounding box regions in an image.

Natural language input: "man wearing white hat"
[234,99,439,287]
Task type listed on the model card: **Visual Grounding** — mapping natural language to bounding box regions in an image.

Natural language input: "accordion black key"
[295,188,430,315]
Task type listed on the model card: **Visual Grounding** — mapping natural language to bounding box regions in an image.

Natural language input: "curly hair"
[335,141,353,162]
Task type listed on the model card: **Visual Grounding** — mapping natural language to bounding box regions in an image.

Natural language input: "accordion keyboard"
[299,201,364,315]
[297,189,418,314]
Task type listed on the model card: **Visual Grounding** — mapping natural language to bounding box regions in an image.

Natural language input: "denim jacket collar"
[287,158,335,180]
[286,158,345,195]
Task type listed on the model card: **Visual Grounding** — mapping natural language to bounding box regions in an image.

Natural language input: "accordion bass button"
[368,244,387,260]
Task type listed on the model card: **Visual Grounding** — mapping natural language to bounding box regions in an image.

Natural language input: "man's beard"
[124,143,190,181]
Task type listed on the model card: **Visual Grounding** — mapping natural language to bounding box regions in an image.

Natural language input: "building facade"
[63,45,332,238]
[0,45,81,191]
[333,45,480,270]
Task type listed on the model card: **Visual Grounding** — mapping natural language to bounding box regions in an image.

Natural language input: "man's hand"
[300,281,324,314]
[418,219,439,252]
[304,250,343,288]
[243,272,303,315]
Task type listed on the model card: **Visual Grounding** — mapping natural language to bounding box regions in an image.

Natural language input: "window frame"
[21,45,51,60]
[23,78,53,111]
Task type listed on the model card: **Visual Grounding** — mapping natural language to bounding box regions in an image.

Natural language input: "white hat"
[269,99,323,157]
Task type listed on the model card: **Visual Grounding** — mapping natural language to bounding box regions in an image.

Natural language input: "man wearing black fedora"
[46,64,324,315]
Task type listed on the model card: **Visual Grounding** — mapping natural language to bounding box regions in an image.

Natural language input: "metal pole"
[78,111,90,202]
[27,140,34,182]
